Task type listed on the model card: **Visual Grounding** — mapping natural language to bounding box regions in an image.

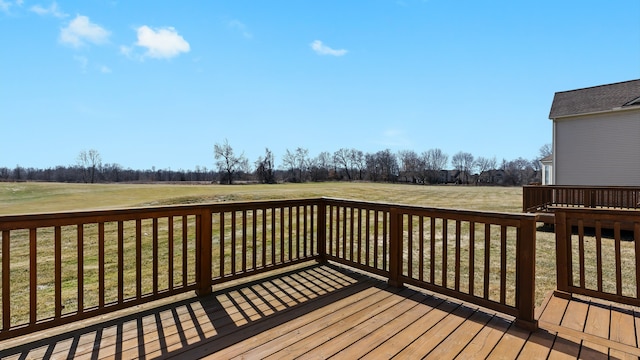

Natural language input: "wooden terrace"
[1,263,640,359]
[1,197,639,358]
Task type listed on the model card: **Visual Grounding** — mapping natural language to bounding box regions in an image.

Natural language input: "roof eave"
[549,105,640,120]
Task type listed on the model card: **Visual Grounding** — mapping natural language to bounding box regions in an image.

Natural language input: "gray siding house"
[549,79,640,186]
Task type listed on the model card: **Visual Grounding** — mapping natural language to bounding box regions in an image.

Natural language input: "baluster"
[500,225,507,305]
[168,217,174,291]
[455,221,461,292]
[98,222,105,307]
[77,225,84,313]
[30,228,37,324]
[2,231,10,331]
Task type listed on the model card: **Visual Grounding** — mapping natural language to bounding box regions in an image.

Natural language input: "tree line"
[0,142,551,186]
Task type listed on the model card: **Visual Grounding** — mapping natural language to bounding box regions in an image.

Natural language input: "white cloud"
[72,55,112,74]
[133,25,190,59]
[119,45,133,57]
[60,15,110,47]
[30,2,67,18]
[310,40,347,56]
[0,0,13,13]
[73,55,88,72]
[228,19,252,39]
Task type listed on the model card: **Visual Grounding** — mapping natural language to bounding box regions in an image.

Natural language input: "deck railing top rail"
[324,197,534,220]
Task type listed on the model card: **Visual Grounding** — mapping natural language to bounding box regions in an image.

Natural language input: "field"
[0,181,526,215]
[3,181,638,332]
[0,182,560,307]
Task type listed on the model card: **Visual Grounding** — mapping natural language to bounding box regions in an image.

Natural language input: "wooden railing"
[323,199,391,278]
[555,207,640,306]
[523,185,640,213]
[209,200,323,286]
[0,199,323,341]
[0,197,538,340]
[322,198,538,330]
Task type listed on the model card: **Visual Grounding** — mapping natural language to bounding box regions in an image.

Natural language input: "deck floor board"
[546,333,582,360]
[1,263,639,360]
[486,321,531,359]
[455,315,512,359]
[334,294,445,359]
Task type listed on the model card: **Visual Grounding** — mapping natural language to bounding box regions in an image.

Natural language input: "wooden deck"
[1,263,639,360]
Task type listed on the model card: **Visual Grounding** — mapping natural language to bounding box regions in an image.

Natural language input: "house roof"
[548,79,640,119]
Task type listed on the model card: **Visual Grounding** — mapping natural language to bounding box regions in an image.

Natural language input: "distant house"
[548,79,640,186]
[540,155,553,185]
[485,169,505,185]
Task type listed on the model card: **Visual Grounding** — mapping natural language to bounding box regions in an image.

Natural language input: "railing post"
[515,216,537,330]
[555,211,570,295]
[586,189,595,208]
[388,207,403,288]
[2,230,10,333]
[196,208,213,296]
[317,199,327,263]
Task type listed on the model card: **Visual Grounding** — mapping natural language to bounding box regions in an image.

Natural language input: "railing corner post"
[317,199,327,263]
[555,211,569,293]
[516,216,537,329]
[196,209,213,297]
[388,207,403,288]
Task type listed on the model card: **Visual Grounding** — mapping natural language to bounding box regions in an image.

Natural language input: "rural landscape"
[1,143,548,186]
[2,180,639,339]
[1,180,639,358]
[1,0,638,357]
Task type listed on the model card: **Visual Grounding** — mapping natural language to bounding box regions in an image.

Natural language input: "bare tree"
[103,163,123,182]
[255,148,276,184]
[77,149,102,183]
[282,147,309,182]
[366,149,398,183]
[333,148,364,181]
[333,148,353,180]
[214,139,248,184]
[0,167,9,180]
[451,151,474,184]
[13,165,23,180]
[474,156,497,185]
[539,143,552,159]
[502,157,536,185]
[309,151,331,182]
[422,148,448,184]
[295,148,309,181]
[282,149,297,181]
[352,150,366,180]
[398,150,423,183]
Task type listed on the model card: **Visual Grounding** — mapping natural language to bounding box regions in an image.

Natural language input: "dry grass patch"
[0,182,524,215]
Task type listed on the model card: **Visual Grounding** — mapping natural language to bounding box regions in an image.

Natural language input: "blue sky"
[1,1,639,171]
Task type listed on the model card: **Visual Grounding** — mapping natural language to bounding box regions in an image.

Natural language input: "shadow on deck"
[1,263,639,359]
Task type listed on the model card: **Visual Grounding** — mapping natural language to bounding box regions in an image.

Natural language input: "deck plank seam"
[167,273,395,358]
[213,284,399,359]
[260,287,416,359]
[300,291,435,359]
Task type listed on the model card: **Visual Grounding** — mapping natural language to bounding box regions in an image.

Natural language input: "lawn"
[0,182,525,215]
[4,181,627,325]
